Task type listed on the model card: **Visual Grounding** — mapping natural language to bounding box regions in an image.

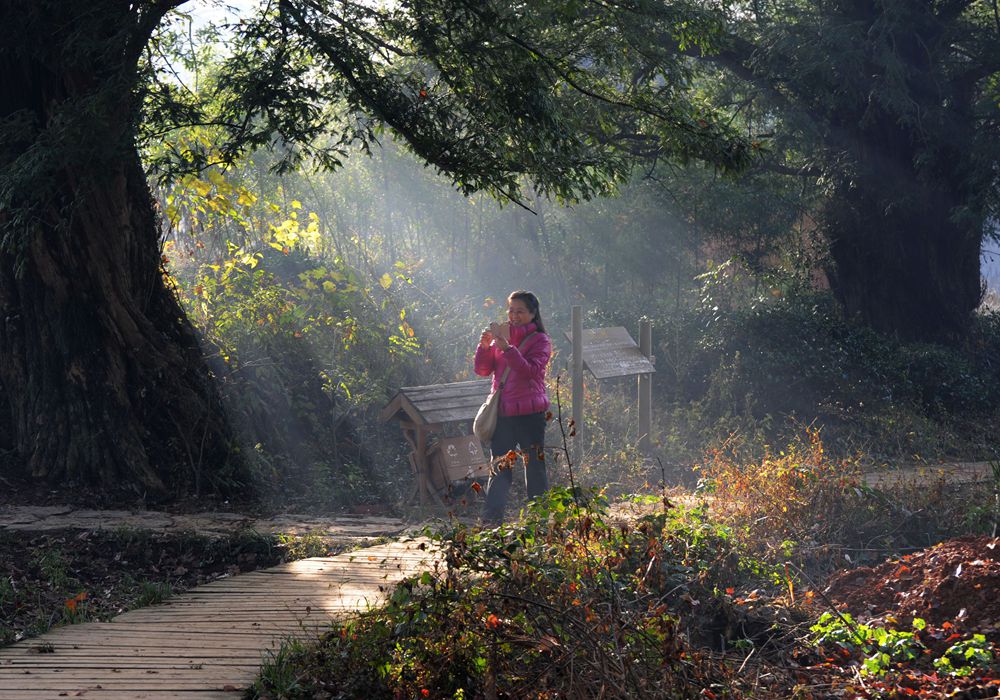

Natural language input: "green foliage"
[962,460,1000,535]
[247,488,783,699]
[133,580,173,608]
[658,278,1000,461]
[251,637,311,699]
[163,175,424,505]
[933,634,995,677]
[810,613,925,677]
[811,614,997,679]
[141,4,1000,510]
[274,534,329,560]
[148,0,750,198]
[31,549,73,590]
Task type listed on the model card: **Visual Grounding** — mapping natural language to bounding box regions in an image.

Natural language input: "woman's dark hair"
[509,290,546,333]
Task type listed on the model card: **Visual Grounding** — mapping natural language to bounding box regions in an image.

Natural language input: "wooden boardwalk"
[0,540,438,700]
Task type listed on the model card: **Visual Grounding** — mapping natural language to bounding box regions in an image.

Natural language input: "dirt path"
[861,460,994,488]
[0,505,410,543]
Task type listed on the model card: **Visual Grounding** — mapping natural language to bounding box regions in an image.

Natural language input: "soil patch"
[824,535,1000,636]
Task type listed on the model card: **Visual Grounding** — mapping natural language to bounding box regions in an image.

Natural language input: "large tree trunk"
[0,0,245,500]
[816,3,987,345]
[823,170,984,344]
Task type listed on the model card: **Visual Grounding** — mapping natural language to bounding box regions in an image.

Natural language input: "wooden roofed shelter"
[381,379,492,505]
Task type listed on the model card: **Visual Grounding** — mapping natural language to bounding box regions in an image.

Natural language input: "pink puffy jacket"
[474,322,551,417]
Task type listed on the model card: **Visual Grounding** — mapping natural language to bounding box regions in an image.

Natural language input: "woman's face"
[507,298,535,326]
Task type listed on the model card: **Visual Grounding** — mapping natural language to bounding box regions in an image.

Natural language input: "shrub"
[697,430,997,571]
[169,224,422,508]
[656,286,1000,462]
[246,489,781,699]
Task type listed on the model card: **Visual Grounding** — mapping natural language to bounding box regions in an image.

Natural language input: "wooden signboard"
[428,435,490,491]
[381,379,492,505]
[565,326,655,379]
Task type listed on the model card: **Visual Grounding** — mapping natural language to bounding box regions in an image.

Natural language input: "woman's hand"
[489,321,510,349]
[489,321,510,340]
[480,329,494,348]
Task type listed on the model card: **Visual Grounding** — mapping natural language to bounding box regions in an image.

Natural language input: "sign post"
[638,318,652,451]
[567,319,656,458]
[571,305,584,465]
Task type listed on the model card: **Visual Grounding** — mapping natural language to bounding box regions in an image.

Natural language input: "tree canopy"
[664,0,1000,341]
[198,0,998,342]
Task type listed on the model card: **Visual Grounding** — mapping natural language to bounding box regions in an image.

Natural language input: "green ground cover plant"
[809,613,997,680]
[245,424,1000,699]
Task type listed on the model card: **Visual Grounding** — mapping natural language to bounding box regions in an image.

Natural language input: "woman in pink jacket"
[475,290,553,523]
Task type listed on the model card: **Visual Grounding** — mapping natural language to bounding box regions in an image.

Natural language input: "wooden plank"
[107,616,335,624]
[0,669,260,679]
[0,663,261,670]
[0,679,249,686]
[402,382,490,398]
[0,680,248,690]
[418,409,477,425]
[4,637,285,651]
[1,650,265,660]
[863,461,994,488]
[381,382,493,425]
[378,392,406,422]
[380,391,423,425]
[26,623,299,638]
[400,380,490,402]
[146,598,377,607]
[401,394,485,414]
[107,614,340,624]
[411,396,487,413]
[93,621,333,632]
[408,399,485,417]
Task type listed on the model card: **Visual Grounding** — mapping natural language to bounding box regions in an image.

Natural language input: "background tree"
[684,0,1000,342]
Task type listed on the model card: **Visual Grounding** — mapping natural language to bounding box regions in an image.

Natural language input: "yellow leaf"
[322,281,337,293]
[379,273,393,289]
[191,179,212,197]
[290,200,302,209]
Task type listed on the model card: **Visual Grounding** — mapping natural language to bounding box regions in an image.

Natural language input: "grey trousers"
[483,411,548,523]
